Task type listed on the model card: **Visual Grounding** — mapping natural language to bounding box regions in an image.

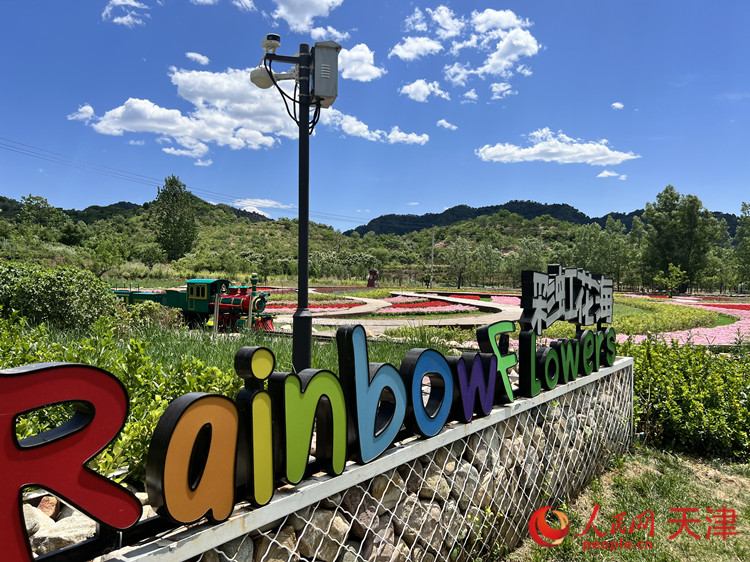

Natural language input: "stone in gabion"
[391,493,424,546]
[217,533,255,561]
[450,461,480,511]
[370,469,405,515]
[420,462,451,502]
[431,442,461,475]
[31,514,97,555]
[254,525,298,562]
[292,508,349,562]
[362,515,406,562]
[466,428,500,470]
[341,485,380,539]
[399,458,425,494]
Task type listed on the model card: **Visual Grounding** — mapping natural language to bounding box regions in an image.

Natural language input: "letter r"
[0,363,141,562]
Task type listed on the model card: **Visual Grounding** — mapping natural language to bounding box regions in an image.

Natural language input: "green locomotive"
[112,274,275,330]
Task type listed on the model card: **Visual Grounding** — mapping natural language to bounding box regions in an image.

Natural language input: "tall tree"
[642,185,719,290]
[151,175,197,261]
[735,202,750,289]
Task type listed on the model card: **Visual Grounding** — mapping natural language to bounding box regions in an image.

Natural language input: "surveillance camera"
[262,33,281,53]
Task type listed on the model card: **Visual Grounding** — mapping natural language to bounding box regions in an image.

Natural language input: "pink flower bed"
[376,303,479,315]
[449,294,481,300]
[384,296,427,304]
[491,295,521,306]
[617,302,750,346]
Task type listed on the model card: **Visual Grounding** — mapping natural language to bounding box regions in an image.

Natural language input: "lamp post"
[251,36,341,373]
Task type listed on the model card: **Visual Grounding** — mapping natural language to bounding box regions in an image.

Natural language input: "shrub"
[0,262,116,329]
[620,337,750,459]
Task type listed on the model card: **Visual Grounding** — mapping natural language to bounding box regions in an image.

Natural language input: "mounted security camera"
[262,33,281,53]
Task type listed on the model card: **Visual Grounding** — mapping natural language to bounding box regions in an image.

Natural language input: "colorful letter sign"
[0,363,141,562]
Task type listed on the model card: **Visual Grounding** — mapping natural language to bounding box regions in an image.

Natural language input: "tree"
[442,236,473,289]
[642,185,720,291]
[151,175,197,261]
[736,202,750,289]
[653,263,689,297]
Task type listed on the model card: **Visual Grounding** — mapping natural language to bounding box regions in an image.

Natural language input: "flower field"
[376,295,479,315]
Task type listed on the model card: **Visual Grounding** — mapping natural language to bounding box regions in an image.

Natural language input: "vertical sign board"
[0,265,617,562]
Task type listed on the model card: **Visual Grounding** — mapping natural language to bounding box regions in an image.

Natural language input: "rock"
[337,540,364,562]
[321,491,343,509]
[450,461,480,511]
[218,534,254,561]
[23,503,54,536]
[431,443,460,475]
[516,445,542,491]
[200,550,220,562]
[134,492,149,506]
[440,500,467,550]
[293,508,349,561]
[254,525,298,562]
[370,470,405,515]
[399,458,425,494]
[31,514,97,555]
[341,486,380,539]
[391,494,424,545]
[139,505,158,521]
[420,463,451,502]
[362,516,406,562]
[466,429,500,471]
[37,496,61,520]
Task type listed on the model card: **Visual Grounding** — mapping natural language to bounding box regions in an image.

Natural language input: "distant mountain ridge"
[347,200,739,237]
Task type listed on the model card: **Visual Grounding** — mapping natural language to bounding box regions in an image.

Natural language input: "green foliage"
[620,338,750,460]
[653,263,689,297]
[151,175,197,261]
[114,301,184,332]
[0,262,116,329]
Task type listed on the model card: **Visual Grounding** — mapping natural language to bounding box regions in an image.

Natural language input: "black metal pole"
[292,43,312,373]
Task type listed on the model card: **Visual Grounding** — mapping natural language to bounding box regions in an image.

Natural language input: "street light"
[250,34,341,373]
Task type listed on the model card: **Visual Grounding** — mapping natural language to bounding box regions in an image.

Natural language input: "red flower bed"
[449,294,481,300]
[390,300,451,309]
[700,303,750,311]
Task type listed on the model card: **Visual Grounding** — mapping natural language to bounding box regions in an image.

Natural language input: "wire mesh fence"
[196,361,633,562]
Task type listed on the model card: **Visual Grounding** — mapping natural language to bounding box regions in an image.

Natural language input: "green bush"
[115,300,184,332]
[0,262,116,329]
[620,337,750,459]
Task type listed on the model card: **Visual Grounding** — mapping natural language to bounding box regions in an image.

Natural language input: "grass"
[511,444,750,561]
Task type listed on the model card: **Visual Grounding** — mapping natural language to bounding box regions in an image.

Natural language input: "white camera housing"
[262,33,281,53]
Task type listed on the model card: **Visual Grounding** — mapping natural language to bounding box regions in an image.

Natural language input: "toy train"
[111,273,275,331]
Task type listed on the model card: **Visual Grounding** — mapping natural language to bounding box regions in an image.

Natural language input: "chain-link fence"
[183,360,632,562]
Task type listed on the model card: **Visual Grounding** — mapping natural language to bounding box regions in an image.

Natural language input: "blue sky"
[2,1,749,231]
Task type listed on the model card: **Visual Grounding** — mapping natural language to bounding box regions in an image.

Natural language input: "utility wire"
[0,136,368,226]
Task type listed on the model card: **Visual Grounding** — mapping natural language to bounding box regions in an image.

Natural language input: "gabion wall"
[190,360,633,562]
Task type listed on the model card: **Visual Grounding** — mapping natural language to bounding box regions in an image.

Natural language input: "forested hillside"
[2,183,749,293]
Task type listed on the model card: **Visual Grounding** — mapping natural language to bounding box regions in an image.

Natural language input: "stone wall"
[106,358,633,562]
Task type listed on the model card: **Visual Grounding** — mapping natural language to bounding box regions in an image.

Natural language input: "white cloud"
[195,158,213,166]
[323,109,385,142]
[408,202,419,206]
[310,26,350,42]
[102,0,149,27]
[191,0,218,4]
[437,119,457,130]
[387,127,429,145]
[516,64,533,77]
[231,0,255,11]
[476,128,641,166]
[463,89,478,101]
[67,104,95,123]
[388,37,443,61]
[427,6,464,40]
[444,62,474,87]
[271,0,344,32]
[596,170,620,178]
[339,44,386,82]
[128,139,145,146]
[597,170,627,180]
[490,82,516,99]
[477,27,540,77]
[399,79,450,102]
[404,8,428,32]
[233,198,293,217]
[186,52,210,66]
[611,102,624,110]
[471,8,530,33]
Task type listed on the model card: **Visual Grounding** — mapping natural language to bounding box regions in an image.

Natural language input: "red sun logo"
[529,506,570,547]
